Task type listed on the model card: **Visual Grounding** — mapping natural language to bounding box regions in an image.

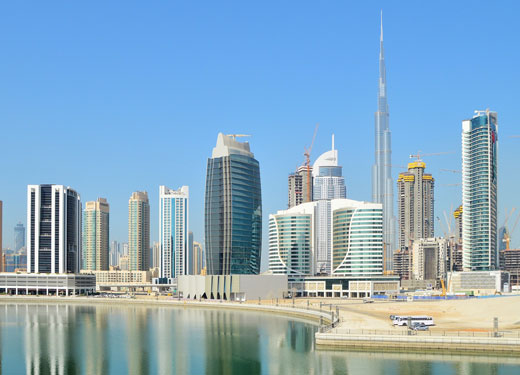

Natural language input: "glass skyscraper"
[462,110,498,271]
[14,223,26,252]
[205,133,262,275]
[128,191,150,271]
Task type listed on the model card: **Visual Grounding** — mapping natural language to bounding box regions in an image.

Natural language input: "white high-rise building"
[27,185,82,274]
[462,110,498,271]
[312,135,346,275]
[159,185,189,279]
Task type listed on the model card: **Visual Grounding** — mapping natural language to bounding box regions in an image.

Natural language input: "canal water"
[0,303,519,374]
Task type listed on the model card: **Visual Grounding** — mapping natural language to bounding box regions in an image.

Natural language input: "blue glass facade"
[205,153,262,275]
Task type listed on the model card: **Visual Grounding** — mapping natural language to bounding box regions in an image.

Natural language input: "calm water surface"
[1,303,519,374]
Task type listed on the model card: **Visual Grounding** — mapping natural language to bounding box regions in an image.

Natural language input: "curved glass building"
[331,199,383,276]
[205,133,262,275]
[268,202,315,280]
[462,110,498,271]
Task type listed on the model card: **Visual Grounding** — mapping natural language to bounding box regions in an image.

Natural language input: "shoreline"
[0,295,334,326]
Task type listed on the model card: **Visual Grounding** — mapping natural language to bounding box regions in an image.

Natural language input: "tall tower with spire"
[372,12,395,271]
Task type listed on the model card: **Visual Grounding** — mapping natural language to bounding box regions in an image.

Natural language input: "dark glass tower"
[205,133,262,274]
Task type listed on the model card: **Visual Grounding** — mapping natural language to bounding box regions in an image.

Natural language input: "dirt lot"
[304,296,520,332]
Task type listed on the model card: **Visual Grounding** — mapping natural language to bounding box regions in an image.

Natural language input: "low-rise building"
[178,274,288,301]
[447,271,509,295]
[295,275,400,298]
[0,273,95,295]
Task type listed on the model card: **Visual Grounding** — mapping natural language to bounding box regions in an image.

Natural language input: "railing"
[323,328,520,339]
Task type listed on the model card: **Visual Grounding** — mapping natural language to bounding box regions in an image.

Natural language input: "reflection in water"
[0,303,519,375]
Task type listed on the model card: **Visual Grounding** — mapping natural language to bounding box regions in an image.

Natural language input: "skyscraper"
[372,13,395,271]
[312,135,346,275]
[192,241,204,275]
[128,191,150,271]
[397,161,434,251]
[14,222,25,252]
[462,110,498,271]
[27,185,82,274]
[288,165,313,208]
[82,198,110,271]
[152,241,160,269]
[159,185,189,279]
[110,240,119,267]
[205,133,262,275]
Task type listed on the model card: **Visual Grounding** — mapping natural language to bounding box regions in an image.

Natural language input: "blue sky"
[1,1,519,269]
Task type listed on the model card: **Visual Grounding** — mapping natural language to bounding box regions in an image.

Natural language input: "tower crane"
[503,209,520,250]
[409,151,454,161]
[440,168,461,174]
[303,123,319,202]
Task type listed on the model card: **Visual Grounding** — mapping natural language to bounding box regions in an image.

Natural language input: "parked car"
[411,322,429,331]
[363,298,374,303]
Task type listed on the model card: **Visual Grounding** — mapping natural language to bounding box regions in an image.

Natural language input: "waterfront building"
[372,15,396,271]
[159,185,189,278]
[178,274,287,301]
[27,185,81,274]
[288,165,313,208]
[109,240,119,267]
[4,252,27,272]
[462,110,498,271]
[269,202,315,281]
[128,191,150,271]
[331,199,383,276]
[0,273,95,295]
[297,275,400,298]
[269,199,383,279]
[397,161,434,252]
[411,238,447,281]
[312,135,346,275]
[192,241,204,275]
[82,198,110,271]
[205,133,262,275]
[14,222,25,252]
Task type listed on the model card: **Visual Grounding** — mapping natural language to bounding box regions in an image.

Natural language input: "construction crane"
[503,210,520,250]
[510,135,520,138]
[227,134,251,140]
[303,123,319,202]
[409,151,454,161]
[440,168,461,173]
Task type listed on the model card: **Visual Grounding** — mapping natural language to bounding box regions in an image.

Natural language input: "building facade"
[397,161,434,252]
[128,191,150,271]
[269,202,315,281]
[269,199,383,279]
[331,199,384,276]
[412,237,447,281]
[372,15,396,271]
[82,198,109,271]
[159,185,189,279]
[462,110,498,271]
[312,135,346,275]
[192,241,204,275]
[14,222,25,252]
[205,133,262,275]
[288,165,313,208]
[27,185,82,274]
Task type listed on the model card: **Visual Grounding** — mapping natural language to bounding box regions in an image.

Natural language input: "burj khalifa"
[372,13,395,271]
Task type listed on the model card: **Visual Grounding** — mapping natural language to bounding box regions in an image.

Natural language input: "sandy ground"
[297,296,520,332]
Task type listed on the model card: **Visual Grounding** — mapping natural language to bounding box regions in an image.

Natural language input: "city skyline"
[1,3,520,272]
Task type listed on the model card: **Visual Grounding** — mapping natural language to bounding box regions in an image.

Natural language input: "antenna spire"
[380,10,383,42]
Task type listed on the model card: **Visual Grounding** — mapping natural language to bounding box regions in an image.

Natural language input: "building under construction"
[288,165,313,208]
[500,249,520,286]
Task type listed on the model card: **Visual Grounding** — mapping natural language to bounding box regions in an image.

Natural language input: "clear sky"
[1,1,519,270]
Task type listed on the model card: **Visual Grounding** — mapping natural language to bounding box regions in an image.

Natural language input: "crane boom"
[409,151,454,161]
[303,123,320,202]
